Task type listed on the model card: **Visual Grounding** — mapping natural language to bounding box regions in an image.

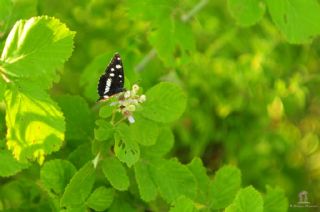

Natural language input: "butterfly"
[97,52,125,101]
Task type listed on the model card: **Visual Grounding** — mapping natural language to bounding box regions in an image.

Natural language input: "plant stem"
[134,49,157,72]
[181,0,208,22]
[114,116,127,126]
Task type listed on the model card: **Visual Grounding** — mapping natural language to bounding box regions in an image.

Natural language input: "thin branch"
[135,0,208,72]
[135,49,157,72]
[181,0,208,22]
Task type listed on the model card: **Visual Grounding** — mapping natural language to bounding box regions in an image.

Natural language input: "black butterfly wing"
[98,53,125,100]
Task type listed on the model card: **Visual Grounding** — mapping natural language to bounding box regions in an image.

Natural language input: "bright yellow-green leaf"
[5,82,65,164]
[1,16,75,88]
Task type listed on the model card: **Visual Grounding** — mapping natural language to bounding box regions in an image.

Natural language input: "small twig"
[134,0,209,72]
[111,110,116,125]
[114,116,127,126]
[134,49,157,72]
[181,0,208,22]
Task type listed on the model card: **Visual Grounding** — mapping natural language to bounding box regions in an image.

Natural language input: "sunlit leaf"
[1,16,75,88]
[5,82,65,164]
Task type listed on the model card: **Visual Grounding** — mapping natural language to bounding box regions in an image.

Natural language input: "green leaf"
[187,158,210,203]
[142,82,187,123]
[0,0,37,37]
[4,82,65,164]
[136,0,194,67]
[108,198,136,212]
[0,149,29,177]
[86,186,114,211]
[94,119,114,141]
[149,17,195,66]
[40,159,77,196]
[228,0,265,27]
[114,123,140,167]
[60,162,96,208]
[68,143,93,169]
[149,17,175,66]
[141,127,174,158]
[0,77,7,102]
[174,20,196,64]
[209,165,241,209]
[1,16,75,88]
[127,0,177,23]
[131,115,159,146]
[169,196,196,212]
[225,186,263,212]
[0,0,12,34]
[102,157,130,191]
[62,205,87,212]
[56,95,94,141]
[263,186,288,212]
[99,104,115,118]
[134,160,157,202]
[150,159,197,203]
[266,0,320,43]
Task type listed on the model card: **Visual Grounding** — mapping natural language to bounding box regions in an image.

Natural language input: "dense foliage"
[1,0,320,211]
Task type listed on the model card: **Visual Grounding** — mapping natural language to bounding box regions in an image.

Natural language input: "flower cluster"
[112,84,146,123]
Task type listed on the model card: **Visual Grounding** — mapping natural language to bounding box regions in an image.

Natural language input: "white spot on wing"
[111,68,115,72]
[116,64,122,69]
[119,75,122,78]
[106,78,112,86]
[117,57,121,60]
[104,78,112,94]
[110,73,115,77]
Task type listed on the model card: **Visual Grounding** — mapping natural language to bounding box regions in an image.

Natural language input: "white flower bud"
[127,104,136,112]
[139,95,146,102]
[128,115,135,124]
[132,84,139,93]
[124,91,131,98]
[122,100,130,106]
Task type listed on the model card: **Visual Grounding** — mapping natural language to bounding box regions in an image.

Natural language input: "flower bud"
[124,91,131,98]
[132,84,139,93]
[128,115,135,124]
[127,104,136,112]
[139,95,146,102]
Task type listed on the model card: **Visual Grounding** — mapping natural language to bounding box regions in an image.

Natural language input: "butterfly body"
[97,53,125,101]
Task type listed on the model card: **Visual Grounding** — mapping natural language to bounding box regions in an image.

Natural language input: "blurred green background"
[1,0,320,209]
